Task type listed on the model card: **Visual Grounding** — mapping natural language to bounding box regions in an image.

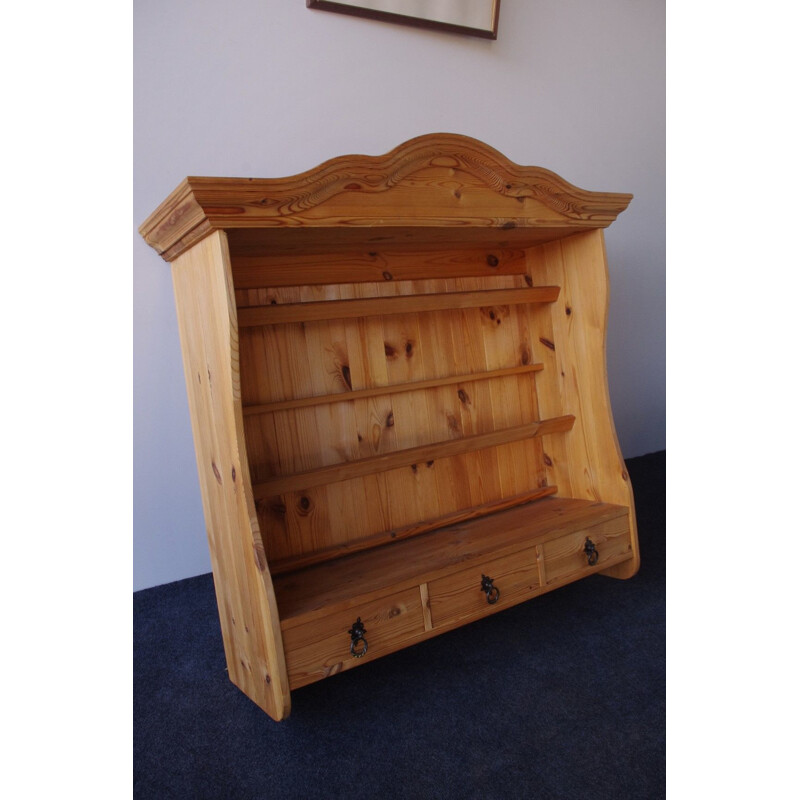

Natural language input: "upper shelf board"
[139,133,632,262]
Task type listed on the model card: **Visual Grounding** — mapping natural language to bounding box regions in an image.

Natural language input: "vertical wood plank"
[525,230,638,577]
[171,230,290,720]
[381,312,438,527]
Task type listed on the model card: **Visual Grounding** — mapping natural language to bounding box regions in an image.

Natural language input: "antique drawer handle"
[348,617,368,658]
[481,574,500,604]
[584,537,599,566]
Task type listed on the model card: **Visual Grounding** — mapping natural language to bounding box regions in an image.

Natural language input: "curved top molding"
[140,133,632,261]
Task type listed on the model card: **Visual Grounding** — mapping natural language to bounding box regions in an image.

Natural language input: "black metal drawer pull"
[584,537,599,566]
[348,617,368,658]
[481,574,500,604]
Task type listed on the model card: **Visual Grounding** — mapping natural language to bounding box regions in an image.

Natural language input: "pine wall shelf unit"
[140,134,639,721]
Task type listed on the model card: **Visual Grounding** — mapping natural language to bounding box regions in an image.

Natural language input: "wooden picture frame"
[306,0,501,40]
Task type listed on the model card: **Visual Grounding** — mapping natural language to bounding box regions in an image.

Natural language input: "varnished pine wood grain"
[170,231,291,720]
[242,363,544,416]
[269,485,558,575]
[273,497,630,626]
[525,230,639,577]
[237,287,560,327]
[251,415,575,499]
[280,509,633,690]
[427,547,540,628]
[140,135,638,718]
[230,246,528,287]
[140,133,633,261]
[281,587,426,690]
[541,519,632,584]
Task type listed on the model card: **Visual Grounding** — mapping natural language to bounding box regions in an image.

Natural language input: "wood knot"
[539,337,555,351]
[411,464,418,474]
[566,306,572,316]
[340,364,352,390]
[543,453,553,467]
[231,466,236,482]
[481,305,507,327]
[384,342,397,359]
[520,344,531,365]
[457,388,471,406]
[269,501,287,515]
[405,340,414,357]
[382,271,393,281]
[486,254,499,268]
[446,412,461,434]
[385,411,394,428]
[426,460,434,468]
[211,461,222,485]
[297,495,312,515]
[524,275,533,287]
[502,221,516,230]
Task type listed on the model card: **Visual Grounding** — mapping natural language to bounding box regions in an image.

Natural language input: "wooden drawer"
[541,515,632,585]
[427,547,540,629]
[281,587,426,689]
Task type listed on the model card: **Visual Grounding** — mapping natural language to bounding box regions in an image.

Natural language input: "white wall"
[134,0,664,590]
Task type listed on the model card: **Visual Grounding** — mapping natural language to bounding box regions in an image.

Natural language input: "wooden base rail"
[251,415,575,499]
[243,363,545,416]
[268,485,560,575]
[238,286,560,326]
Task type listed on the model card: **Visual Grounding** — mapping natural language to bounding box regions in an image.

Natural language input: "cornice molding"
[140,133,632,261]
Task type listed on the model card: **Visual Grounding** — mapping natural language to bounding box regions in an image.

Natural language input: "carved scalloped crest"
[140,133,632,261]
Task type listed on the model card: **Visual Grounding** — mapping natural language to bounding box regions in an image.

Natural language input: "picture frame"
[306,0,501,41]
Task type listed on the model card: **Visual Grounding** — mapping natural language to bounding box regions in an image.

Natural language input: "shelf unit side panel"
[170,230,291,719]
[525,230,639,577]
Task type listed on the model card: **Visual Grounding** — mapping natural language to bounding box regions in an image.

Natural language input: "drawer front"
[427,548,540,629]
[282,587,426,689]
[541,515,631,585]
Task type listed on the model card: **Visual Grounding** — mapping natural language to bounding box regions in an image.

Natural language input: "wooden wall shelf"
[237,286,560,326]
[241,363,545,416]
[140,133,639,720]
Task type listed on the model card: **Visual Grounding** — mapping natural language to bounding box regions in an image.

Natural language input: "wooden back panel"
[235,270,560,569]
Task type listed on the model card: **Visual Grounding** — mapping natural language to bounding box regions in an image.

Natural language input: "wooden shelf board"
[251,415,574,498]
[269,485,559,575]
[242,363,545,416]
[237,286,559,327]
[273,497,629,627]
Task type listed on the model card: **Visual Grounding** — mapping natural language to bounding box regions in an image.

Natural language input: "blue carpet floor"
[134,451,665,799]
